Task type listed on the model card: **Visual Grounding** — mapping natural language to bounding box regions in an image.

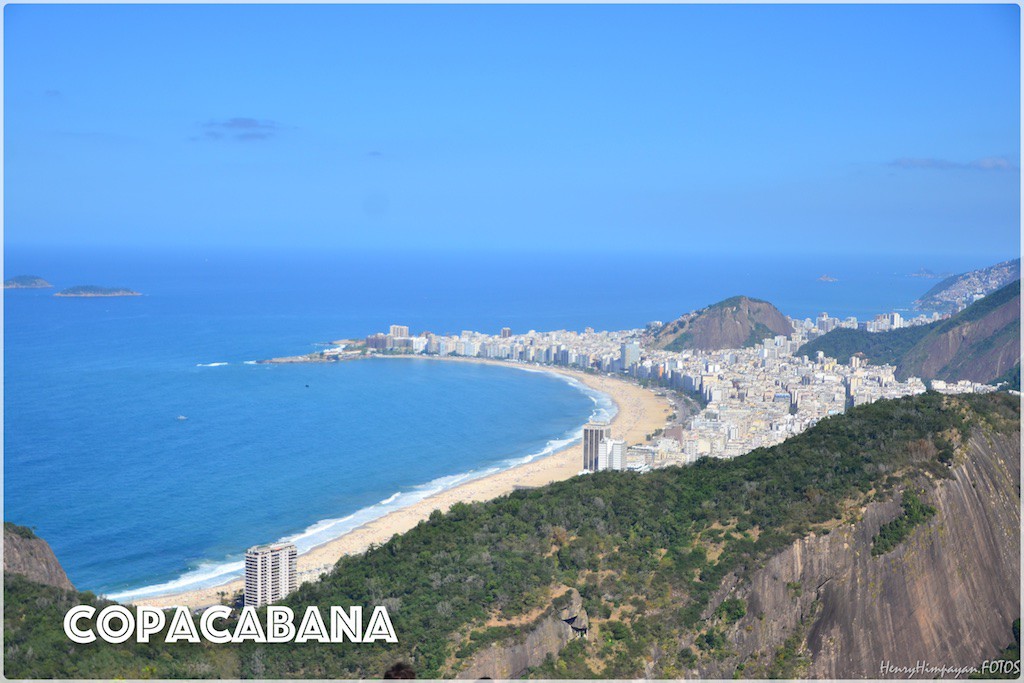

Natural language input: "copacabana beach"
[130,359,671,609]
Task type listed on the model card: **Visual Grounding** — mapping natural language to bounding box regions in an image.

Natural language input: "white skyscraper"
[244,542,298,608]
[620,342,640,370]
[597,438,626,471]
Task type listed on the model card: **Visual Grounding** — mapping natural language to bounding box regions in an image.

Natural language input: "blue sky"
[4,3,1020,256]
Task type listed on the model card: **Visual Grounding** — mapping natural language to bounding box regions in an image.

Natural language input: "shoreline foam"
[125,357,671,609]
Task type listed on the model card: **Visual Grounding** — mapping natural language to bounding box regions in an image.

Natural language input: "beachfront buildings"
[357,315,996,471]
[597,438,625,471]
[582,422,611,472]
[244,542,298,608]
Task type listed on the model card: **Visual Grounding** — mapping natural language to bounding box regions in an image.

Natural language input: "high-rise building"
[597,438,625,471]
[244,542,298,608]
[365,333,389,350]
[500,327,512,338]
[389,324,410,338]
[583,422,612,472]
[620,342,640,370]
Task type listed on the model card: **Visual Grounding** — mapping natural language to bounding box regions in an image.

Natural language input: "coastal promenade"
[130,359,671,610]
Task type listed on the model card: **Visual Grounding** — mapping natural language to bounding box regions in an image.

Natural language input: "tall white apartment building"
[597,438,626,471]
[583,422,612,471]
[244,542,298,608]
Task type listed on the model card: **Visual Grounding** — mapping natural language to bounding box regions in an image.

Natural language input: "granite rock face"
[693,429,1020,679]
[898,281,1020,384]
[456,588,589,679]
[3,526,75,591]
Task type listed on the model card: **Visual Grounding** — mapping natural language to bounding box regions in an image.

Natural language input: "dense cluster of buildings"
[359,308,996,472]
[914,259,1020,312]
[799,310,944,334]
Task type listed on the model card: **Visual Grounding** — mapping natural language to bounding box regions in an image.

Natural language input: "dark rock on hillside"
[654,296,794,352]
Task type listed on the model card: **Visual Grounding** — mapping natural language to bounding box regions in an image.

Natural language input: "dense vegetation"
[4,392,1018,679]
[3,573,236,679]
[797,280,1020,382]
[795,323,936,366]
[4,522,37,539]
[870,490,937,556]
[992,363,1021,392]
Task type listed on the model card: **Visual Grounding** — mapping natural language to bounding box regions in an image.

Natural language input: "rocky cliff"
[3,523,75,591]
[456,589,589,679]
[898,279,1020,383]
[654,296,794,352]
[690,428,1019,679]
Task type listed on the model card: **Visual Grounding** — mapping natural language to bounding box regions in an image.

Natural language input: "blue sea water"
[2,246,1011,597]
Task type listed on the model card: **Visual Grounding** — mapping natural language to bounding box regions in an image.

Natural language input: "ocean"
[2,246,1008,598]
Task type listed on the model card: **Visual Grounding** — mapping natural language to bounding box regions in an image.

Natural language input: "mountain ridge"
[797,279,1020,384]
[653,295,794,352]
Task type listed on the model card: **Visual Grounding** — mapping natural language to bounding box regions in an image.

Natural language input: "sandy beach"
[129,358,672,609]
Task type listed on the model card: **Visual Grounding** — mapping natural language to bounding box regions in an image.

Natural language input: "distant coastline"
[54,285,141,298]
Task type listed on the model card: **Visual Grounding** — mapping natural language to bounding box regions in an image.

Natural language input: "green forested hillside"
[797,280,1020,384]
[4,392,1018,679]
[795,323,936,365]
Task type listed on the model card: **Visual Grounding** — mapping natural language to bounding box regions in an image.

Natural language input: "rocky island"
[54,285,141,298]
[4,275,52,289]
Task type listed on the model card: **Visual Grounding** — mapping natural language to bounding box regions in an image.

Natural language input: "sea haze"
[2,246,1008,596]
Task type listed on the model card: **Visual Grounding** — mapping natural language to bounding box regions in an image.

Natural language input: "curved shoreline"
[126,358,672,609]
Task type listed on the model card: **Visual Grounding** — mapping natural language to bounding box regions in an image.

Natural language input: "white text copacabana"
[63,605,397,644]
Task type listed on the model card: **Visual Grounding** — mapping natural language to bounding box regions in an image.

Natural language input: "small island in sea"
[54,285,141,298]
[4,275,52,289]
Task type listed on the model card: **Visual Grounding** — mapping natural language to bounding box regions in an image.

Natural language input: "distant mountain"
[652,295,793,351]
[798,280,1020,384]
[3,522,74,591]
[54,285,141,297]
[915,258,1020,313]
[4,275,52,289]
[899,279,1020,383]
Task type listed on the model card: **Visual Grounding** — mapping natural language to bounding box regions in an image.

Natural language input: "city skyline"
[4,3,1019,257]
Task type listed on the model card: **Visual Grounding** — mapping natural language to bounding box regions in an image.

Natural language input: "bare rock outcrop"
[4,523,75,591]
[456,588,589,679]
[694,429,1019,679]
